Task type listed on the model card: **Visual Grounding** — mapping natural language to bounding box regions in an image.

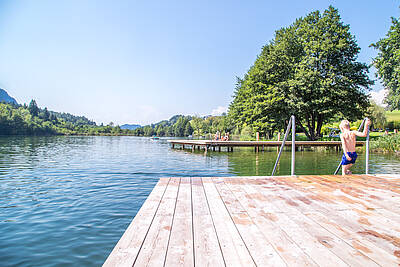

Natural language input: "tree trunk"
[297,120,313,140]
[316,114,324,139]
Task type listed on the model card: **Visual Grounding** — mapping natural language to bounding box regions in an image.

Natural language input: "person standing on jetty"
[339,119,371,175]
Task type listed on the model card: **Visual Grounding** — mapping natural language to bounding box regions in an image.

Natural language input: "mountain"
[0,89,18,104]
[120,124,141,130]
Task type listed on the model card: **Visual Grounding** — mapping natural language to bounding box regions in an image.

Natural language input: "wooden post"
[192,145,195,152]
[218,146,221,152]
[277,132,281,152]
[172,143,175,149]
[256,132,259,153]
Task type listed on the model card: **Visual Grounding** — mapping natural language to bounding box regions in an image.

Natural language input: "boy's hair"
[340,120,350,130]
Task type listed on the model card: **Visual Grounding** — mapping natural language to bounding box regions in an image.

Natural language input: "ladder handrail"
[272,115,296,176]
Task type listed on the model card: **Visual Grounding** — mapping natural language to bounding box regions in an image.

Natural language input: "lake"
[1,136,399,266]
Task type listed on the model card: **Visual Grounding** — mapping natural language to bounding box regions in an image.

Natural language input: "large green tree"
[371,17,400,110]
[229,6,372,140]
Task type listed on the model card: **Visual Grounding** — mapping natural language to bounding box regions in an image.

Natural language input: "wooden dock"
[167,140,365,152]
[104,174,400,266]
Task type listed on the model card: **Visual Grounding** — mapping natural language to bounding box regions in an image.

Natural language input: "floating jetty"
[167,140,365,152]
[104,174,400,266]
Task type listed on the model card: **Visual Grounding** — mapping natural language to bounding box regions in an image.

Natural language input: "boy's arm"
[340,133,352,160]
[354,119,371,137]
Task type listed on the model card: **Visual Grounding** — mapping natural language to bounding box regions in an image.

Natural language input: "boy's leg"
[346,164,353,174]
[342,164,347,175]
[342,164,352,175]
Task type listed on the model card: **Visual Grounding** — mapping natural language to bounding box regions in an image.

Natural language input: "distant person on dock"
[339,119,371,175]
[214,131,220,141]
[223,132,229,141]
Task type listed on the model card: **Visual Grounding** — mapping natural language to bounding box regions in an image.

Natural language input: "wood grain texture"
[104,174,400,267]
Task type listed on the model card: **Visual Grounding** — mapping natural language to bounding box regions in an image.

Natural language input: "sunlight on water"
[0,136,399,266]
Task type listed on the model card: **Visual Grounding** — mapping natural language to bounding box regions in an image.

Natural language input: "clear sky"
[0,0,398,125]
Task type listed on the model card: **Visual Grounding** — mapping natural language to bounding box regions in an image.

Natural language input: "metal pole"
[366,119,370,174]
[272,117,292,176]
[333,118,366,175]
[291,115,295,176]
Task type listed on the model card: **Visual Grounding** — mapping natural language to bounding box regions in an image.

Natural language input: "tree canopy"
[229,6,372,140]
[371,17,400,110]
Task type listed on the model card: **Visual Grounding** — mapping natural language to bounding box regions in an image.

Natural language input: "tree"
[42,107,50,121]
[190,117,204,137]
[184,122,193,136]
[371,17,400,110]
[229,6,372,140]
[367,100,387,129]
[28,100,39,117]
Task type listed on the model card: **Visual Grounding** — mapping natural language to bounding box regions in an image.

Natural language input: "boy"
[339,119,371,175]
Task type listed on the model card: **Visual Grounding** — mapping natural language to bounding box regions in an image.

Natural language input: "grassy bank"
[386,110,400,122]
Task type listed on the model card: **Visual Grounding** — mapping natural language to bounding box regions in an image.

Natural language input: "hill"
[120,124,141,130]
[0,89,18,104]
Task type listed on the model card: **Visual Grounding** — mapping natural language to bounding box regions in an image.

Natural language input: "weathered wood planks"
[104,175,400,266]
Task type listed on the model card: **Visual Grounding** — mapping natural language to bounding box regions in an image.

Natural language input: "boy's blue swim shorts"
[341,152,357,165]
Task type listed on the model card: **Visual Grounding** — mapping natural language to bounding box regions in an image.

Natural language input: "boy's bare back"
[339,119,371,153]
[340,130,357,153]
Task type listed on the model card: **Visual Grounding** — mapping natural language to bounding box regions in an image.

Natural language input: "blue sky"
[0,0,398,125]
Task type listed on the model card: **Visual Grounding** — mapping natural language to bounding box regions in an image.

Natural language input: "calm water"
[0,136,399,266]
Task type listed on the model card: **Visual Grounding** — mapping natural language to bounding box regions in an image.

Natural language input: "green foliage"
[0,101,136,136]
[229,6,372,140]
[190,117,205,137]
[28,99,39,117]
[371,134,400,152]
[130,115,195,137]
[239,125,254,141]
[371,17,400,110]
[367,101,386,129]
[130,114,235,138]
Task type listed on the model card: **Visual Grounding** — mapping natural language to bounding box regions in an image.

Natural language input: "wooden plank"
[133,178,180,267]
[212,178,287,266]
[248,178,380,266]
[289,176,400,234]
[164,177,194,266]
[191,177,225,266]
[105,175,400,266]
[202,177,255,266]
[263,176,400,265]
[222,178,319,266]
[228,178,349,267]
[103,178,170,267]
[306,175,400,223]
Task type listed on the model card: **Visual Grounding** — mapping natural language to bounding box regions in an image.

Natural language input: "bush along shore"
[371,134,400,154]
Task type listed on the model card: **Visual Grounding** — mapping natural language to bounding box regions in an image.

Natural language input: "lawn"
[386,110,400,122]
